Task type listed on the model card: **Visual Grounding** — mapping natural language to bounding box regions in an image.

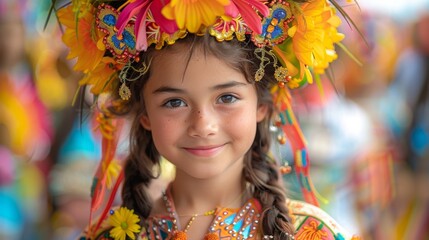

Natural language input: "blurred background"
[0,0,428,239]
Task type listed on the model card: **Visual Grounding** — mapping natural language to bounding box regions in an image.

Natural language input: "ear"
[256,104,269,123]
[140,114,152,130]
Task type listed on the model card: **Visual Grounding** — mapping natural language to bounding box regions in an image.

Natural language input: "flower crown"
[57,0,351,236]
[58,0,345,101]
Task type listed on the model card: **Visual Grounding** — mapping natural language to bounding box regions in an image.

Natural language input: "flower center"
[121,222,128,230]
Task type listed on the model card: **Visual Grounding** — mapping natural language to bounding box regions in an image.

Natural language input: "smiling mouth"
[183,144,225,157]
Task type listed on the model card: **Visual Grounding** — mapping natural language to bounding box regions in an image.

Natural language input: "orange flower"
[58,4,105,73]
[79,57,121,95]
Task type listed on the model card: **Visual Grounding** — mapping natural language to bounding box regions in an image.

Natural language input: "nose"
[187,108,218,138]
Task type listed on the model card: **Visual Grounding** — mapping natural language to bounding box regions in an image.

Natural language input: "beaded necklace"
[144,190,263,240]
[162,192,219,240]
[162,185,251,240]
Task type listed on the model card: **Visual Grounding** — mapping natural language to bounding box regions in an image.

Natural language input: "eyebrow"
[152,86,185,94]
[211,81,248,91]
[152,81,249,94]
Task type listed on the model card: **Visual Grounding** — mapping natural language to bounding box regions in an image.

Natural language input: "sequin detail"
[142,198,262,239]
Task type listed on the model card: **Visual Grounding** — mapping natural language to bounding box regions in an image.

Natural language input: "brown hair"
[111,33,295,238]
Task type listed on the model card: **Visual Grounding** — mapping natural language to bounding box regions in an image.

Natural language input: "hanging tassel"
[87,110,124,237]
[272,85,319,206]
[93,170,125,235]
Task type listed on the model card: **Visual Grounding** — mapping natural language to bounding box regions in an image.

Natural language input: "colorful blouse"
[81,198,360,240]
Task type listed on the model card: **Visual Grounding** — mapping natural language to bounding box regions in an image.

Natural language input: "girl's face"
[140,45,267,180]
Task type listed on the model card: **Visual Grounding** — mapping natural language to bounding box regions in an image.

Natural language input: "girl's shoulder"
[287,199,361,240]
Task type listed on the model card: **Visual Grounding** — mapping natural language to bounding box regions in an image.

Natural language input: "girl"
[56,0,360,239]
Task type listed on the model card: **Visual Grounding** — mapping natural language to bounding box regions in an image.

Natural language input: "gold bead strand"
[183,214,197,233]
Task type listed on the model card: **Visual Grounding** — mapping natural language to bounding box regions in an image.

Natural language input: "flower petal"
[109,207,141,240]
[162,0,228,32]
[224,2,239,18]
[151,0,178,33]
[230,0,268,34]
[116,0,149,35]
[135,5,151,51]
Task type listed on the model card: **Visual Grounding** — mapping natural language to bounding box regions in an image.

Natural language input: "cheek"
[223,108,258,142]
[150,117,182,147]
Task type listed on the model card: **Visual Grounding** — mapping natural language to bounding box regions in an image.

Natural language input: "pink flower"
[225,0,269,34]
[116,0,178,51]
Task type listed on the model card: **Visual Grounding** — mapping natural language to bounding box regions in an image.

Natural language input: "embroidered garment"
[143,198,262,239]
[288,199,357,240]
[81,198,359,239]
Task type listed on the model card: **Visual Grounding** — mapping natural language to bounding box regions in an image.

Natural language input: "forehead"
[151,42,210,65]
[151,43,191,66]
[150,45,233,80]
[143,45,250,92]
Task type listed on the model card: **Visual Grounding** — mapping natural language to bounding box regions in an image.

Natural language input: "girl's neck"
[169,171,246,215]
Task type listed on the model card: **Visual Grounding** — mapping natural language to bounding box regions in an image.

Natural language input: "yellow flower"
[313,8,344,74]
[109,207,141,240]
[288,0,344,75]
[162,0,230,33]
[58,4,105,73]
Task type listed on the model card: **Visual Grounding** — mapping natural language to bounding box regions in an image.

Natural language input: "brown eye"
[217,94,238,104]
[163,99,187,108]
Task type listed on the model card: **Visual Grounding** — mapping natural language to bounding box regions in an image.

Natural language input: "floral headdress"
[54,0,353,236]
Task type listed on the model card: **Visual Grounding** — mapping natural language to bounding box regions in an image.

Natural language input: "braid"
[235,35,295,238]
[115,49,161,232]
[121,117,160,220]
[122,119,159,216]
[244,119,295,238]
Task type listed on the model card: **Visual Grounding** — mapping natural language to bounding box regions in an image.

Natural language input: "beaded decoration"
[141,191,264,240]
[162,192,217,240]
[117,58,151,100]
[252,2,294,47]
[96,4,139,62]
